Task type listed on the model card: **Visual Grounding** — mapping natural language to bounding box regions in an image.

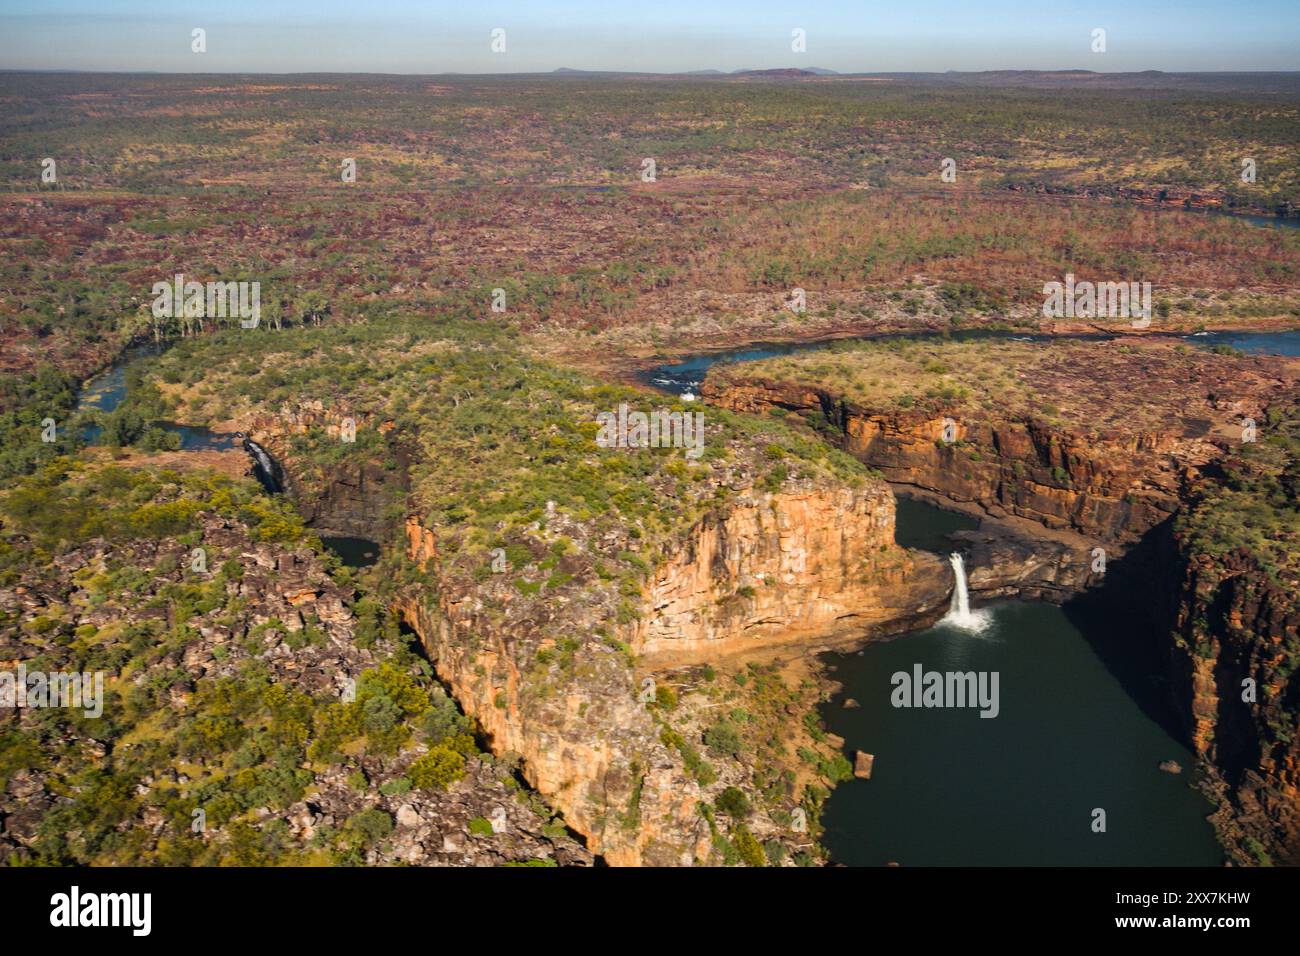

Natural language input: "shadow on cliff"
[1059,516,1189,745]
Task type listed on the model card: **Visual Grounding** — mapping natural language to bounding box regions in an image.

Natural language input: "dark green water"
[321,536,380,568]
[817,499,1223,867]
[892,496,980,552]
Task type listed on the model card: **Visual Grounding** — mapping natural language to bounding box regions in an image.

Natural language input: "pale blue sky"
[1,0,1297,73]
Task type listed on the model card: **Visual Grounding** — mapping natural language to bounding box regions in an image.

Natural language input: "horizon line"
[6,67,1300,77]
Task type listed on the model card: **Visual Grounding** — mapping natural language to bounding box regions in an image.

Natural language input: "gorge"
[61,326,1300,866]
[692,333,1300,865]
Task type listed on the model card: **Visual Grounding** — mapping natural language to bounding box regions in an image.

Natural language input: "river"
[74,347,235,451]
[642,329,1300,396]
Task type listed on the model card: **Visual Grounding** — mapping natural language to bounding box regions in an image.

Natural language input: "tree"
[703,722,741,757]
[296,290,329,327]
[732,826,766,867]
[409,744,466,791]
[715,786,750,821]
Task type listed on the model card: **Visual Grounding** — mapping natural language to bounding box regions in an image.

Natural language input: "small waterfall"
[242,438,284,494]
[942,552,990,632]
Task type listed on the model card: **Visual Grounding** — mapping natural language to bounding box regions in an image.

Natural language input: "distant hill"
[730,68,822,79]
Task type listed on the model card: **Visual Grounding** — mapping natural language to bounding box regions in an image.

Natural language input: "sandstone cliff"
[703,377,1213,544]
[395,480,947,865]
[1170,547,1300,864]
[634,484,947,660]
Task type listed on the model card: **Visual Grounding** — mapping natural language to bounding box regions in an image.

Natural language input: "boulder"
[854,751,875,779]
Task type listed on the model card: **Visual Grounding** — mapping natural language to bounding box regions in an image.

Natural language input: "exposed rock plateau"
[0,507,590,867]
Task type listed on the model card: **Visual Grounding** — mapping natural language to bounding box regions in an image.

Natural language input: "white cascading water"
[244,439,283,493]
[942,552,990,632]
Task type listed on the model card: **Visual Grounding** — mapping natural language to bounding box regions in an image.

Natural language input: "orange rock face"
[634,484,947,660]
[397,477,948,865]
[404,515,437,569]
[703,377,1217,544]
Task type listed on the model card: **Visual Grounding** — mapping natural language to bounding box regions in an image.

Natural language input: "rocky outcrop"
[953,525,1098,602]
[0,509,590,867]
[1169,547,1300,864]
[634,484,949,659]
[406,515,437,568]
[704,377,1214,544]
[853,751,875,779]
[395,478,954,865]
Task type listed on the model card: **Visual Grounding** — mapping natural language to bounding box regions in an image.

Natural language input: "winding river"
[643,328,1300,395]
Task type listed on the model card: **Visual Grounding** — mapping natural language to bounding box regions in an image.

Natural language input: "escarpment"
[702,340,1298,548]
[394,477,950,865]
[634,483,949,659]
[394,589,708,866]
[702,377,1215,544]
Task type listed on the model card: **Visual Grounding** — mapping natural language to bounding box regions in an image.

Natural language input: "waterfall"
[942,552,989,632]
[243,438,284,494]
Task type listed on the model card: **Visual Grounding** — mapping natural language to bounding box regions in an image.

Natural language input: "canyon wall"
[634,484,948,660]
[242,402,407,539]
[704,378,1212,544]
[1170,547,1300,864]
[397,480,949,865]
